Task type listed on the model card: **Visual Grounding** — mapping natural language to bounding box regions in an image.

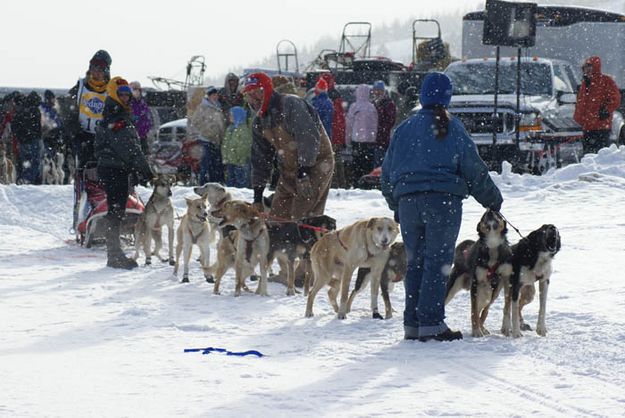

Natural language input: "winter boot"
[418,328,463,342]
[105,217,138,270]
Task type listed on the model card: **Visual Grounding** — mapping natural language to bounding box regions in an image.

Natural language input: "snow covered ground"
[2,146,625,417]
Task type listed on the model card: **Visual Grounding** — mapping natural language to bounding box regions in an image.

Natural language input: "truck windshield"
[446,62,553,96]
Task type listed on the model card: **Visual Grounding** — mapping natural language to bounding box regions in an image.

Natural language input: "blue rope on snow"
[184,347,264,358]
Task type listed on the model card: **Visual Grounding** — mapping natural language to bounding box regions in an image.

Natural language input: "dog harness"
[244,227,265,263]
[486,263,500,288]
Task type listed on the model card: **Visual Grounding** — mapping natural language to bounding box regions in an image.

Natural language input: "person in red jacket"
[320,72,348,188]
[574,56,621,155]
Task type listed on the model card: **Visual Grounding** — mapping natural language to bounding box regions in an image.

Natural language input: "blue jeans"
[398,192,462,337]
[199,140,224,184]
[19,140,41,184]
[225,164,250,188]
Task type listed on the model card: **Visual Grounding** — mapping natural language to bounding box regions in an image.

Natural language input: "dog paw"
[372,312,384,320]
[305,311,314,318]
[286,288,296,296]
[168,259,175,266]
[145,258,152,266]
[234,290,241,297]
[511,330,523,338]
[472,330,485,338]
[250,275,259,282]
[481,327,491,336]
[181,277,189,284]
[337,312,347,320]
[536,324,547,336]
[205,275,215,284]
[520,322,533,331]
[385,312,393,320]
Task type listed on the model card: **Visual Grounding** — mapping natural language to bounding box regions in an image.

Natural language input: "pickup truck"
[444,57,624,173]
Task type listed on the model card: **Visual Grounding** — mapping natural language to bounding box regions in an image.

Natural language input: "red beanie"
[243,72,273,116]
[315,78,328,94]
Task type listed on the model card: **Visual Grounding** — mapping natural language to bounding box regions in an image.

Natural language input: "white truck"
[456,5,625,172]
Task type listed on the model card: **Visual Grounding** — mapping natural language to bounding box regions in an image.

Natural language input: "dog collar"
[336,230,349,252]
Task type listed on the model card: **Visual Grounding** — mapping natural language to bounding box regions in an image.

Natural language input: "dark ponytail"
[432,105,450,139]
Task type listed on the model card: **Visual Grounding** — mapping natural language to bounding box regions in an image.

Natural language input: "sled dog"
[134,174,175,265]
[306,217,399,319]
[0,145,15,184]
[501,224,561,338]
[173,197,212,283]
[348,241,406,319]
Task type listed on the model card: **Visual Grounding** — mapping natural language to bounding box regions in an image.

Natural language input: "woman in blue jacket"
[381,72,502,342]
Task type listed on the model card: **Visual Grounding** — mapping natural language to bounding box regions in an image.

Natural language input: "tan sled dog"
[134,174,175,266]
[0,145,15,184]
[193,182,233,245]
[173,197,211,283]
[212,200,270,296]
[305,217,399,319]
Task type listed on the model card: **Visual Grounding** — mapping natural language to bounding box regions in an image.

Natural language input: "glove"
[296,177,314,200]
[296,167,314,201]
[598,106,609,120]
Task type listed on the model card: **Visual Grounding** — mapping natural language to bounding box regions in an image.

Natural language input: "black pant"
[582,130,610,155]
[98,166,130,222]
[352,142,376,184]
[73,131,96,168]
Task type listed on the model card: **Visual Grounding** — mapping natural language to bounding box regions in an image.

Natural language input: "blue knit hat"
[373,80,385,91]
[419,72,453,108]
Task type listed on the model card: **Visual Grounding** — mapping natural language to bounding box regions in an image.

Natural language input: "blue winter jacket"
[312,92,334,139]
[380,109,502,212]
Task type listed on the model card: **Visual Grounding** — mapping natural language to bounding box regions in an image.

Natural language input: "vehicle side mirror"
[557,91,577,105]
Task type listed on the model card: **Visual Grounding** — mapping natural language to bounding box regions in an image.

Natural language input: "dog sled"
[150,118,202,185]
[73,162,145,248]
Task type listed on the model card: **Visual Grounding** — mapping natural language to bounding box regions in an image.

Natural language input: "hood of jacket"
[585,56,602,77]
[354,84,371,102]
[223,72,240,96]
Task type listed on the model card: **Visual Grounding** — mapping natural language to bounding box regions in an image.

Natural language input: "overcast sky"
[0,0,485,89]
[1,0,620,90]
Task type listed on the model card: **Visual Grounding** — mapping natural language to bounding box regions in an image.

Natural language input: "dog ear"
[366,218,377,229]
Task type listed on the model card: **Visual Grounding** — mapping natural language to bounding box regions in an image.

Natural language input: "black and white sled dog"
[501,224,561,338]
[446,210,513,337]
[347,241,406,320]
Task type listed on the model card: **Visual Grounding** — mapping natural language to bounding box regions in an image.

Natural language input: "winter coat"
[312,92,334,139]
[189,99,225,145]
[221,107,252,167]
[345,84,378,144]
[12,92,42,144]
[329,89,346,146]
[320,73,346,146]
[94,96,151,179]
[374,94,397,147]
[130,97,153,139]
[219,73,244,113]
[380,109,502,212]
[251,92,334,219]
[574,56,621,132]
